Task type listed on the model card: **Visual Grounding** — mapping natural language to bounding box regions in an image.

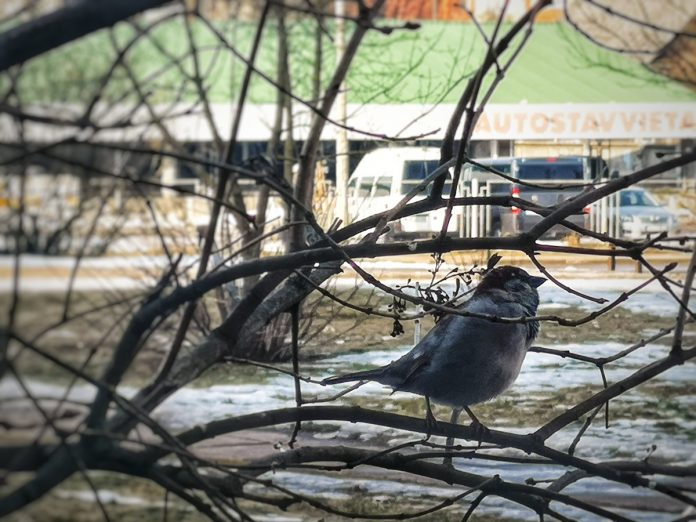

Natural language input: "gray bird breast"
[395,297,533,408]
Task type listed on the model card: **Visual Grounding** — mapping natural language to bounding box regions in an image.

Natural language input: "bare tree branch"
[0,0,175,72]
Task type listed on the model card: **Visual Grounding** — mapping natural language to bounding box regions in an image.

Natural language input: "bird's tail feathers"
[322,368,384,385]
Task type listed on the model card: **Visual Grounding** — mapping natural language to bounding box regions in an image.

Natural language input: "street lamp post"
[335,0,349,225]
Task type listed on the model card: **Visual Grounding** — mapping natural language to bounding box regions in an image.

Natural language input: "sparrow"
[323,266,546,428]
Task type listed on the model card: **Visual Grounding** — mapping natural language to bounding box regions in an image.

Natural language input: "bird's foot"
[443,407,462,469]
[425,408,439,439]
[424,397,439,439]
[469,419,490,448]
[463,407,489,448]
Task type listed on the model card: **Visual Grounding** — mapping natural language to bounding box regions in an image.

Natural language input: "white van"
[346,147,460,238]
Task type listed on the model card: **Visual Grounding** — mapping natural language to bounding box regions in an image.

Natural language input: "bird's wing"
[384,296,520,389]
[393,350,431,389]
[382,315,457,389]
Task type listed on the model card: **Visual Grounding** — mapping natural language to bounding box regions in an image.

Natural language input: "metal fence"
[457,179,622,239]
[588,191,621,238]
[458,179,500,238]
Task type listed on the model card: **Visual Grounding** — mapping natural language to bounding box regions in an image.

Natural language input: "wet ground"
[2,276,696,520]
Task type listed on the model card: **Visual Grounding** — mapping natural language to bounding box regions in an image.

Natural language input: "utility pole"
[335,0,349,225]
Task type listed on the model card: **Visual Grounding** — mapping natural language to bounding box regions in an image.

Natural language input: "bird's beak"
[529,276,546,288]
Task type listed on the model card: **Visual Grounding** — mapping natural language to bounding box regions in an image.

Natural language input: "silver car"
[619,188,679,239]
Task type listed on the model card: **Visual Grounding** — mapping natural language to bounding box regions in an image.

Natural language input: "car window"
[401,160,448,196]
[463,162,511,195]
[357,177,374,198]
[403,160,440,180]
[620,190,658,207]
[347,177,357,197]
[470,162,512,175]
[518,162,583,180]
[374,176,391,197]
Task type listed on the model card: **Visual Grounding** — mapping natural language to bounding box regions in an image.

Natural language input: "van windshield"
[620,190,658,207]
[401,160,452,195]
[517,161,584,180]
[404,160,440,181]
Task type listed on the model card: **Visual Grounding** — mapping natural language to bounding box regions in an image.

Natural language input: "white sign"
[3,102,695,142]
[472,104,696,140]
[337,103,696,141]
